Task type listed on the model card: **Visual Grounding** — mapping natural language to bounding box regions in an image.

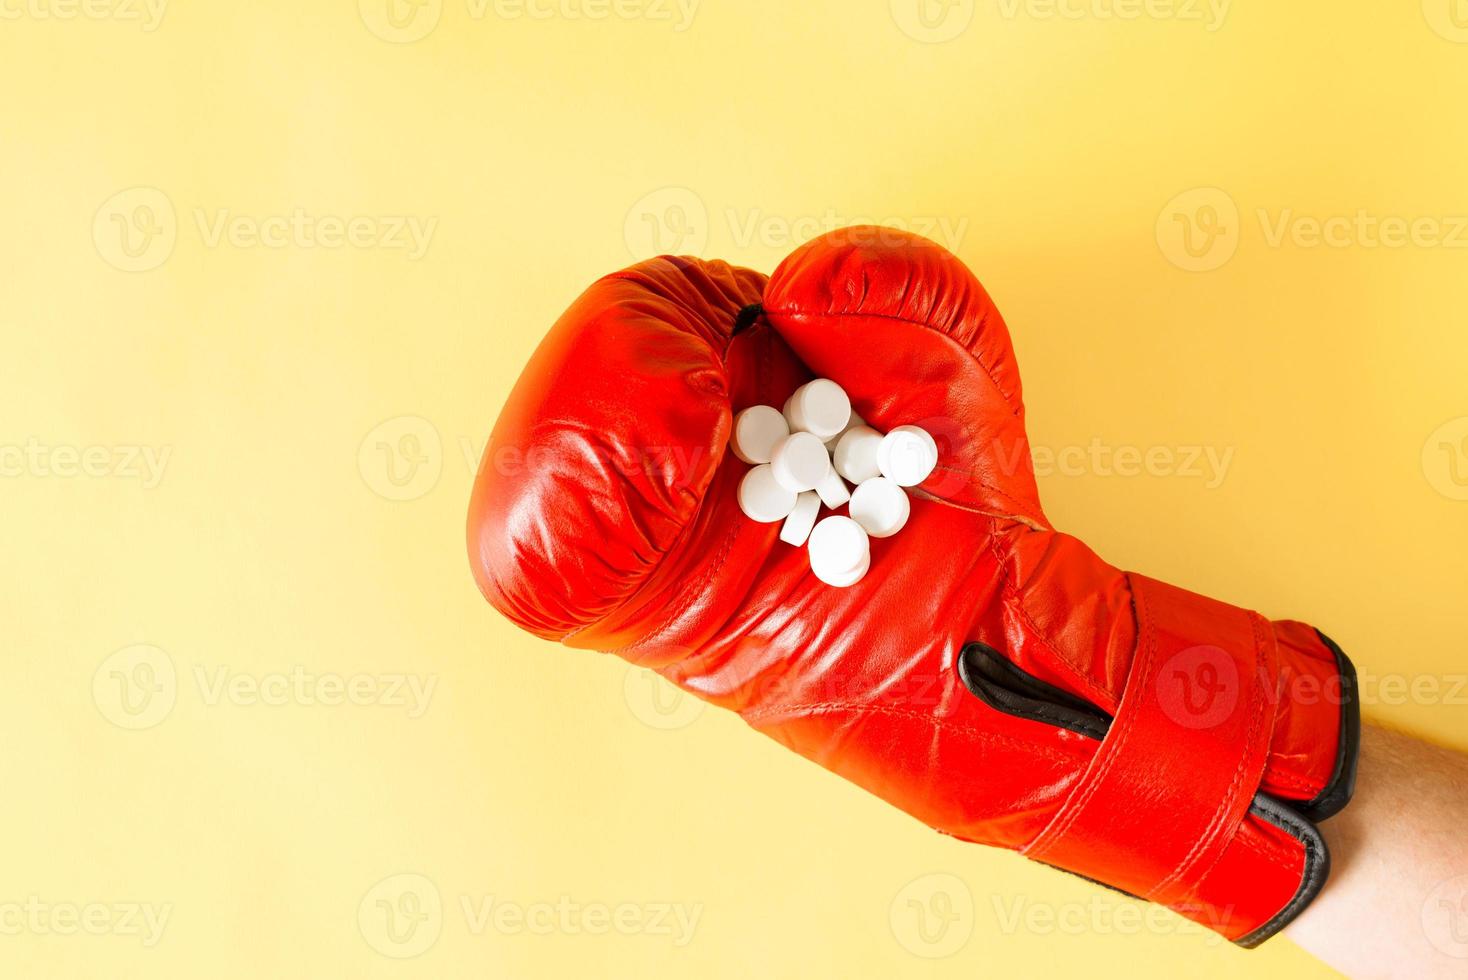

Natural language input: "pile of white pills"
[732,379,938,587]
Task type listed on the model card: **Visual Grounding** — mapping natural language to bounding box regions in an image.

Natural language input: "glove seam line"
[1148,610,1273,899]
[765,305,1046,527]
[1232,823,1300,872]
[1024,573,1168,861]
[762,305,1022,419]
[987,526,1114,710]
[740,701,1082,769]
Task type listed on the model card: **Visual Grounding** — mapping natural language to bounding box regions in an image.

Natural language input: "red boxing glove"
[468,228,1359,946]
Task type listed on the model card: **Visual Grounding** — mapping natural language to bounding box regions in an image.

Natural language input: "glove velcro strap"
[1022,573,1279,929]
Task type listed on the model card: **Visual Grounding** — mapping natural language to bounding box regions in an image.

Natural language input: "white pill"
[833,425,884,484]
[783,379,851,440]
[770,432,831,493]
[808,516,869,580]
[814,549,869,587]
[779,491,821,546]
[877,425,939,487]
[849,477,910,538]
[738,464,798,523]
[826,410,866,449]
[914,425,938,456]
[815,467,851,509]
[730,405,789,464]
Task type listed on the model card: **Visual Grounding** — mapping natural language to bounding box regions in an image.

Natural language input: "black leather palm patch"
[956,641,1111,741]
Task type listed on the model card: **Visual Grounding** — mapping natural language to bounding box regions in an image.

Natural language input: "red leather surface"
[468,228,1349,942]
[1023,575,1276,908]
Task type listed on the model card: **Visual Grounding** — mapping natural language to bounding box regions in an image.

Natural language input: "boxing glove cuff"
[962,574,1358,945]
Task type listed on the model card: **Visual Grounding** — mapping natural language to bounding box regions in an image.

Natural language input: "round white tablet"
[738,464,798,523]
[833,426,884,484]
[914,424,937,456]
[730,405,789,464]
[826,410,866,449]
[779,491,821,546]
[877,425,939,487]
[783,379,851,440]
[815,467,851,509]
[770,432,831,493]
[849,477,910,538]
[814,549,869,587]
[808,516,869,579]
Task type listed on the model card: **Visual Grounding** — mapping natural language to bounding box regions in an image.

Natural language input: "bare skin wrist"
[1286,723,1468,978]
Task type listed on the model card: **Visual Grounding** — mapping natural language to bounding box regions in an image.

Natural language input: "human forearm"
[1286,724,1468,978]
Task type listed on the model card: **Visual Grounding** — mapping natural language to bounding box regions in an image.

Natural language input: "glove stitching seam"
[1024,576,1160,861]
[987,527,1114,710]
[763,305,1022,418]
[740,701,1080,769]
[763,306,1051,528]
[1263,772,1318,793]
[1232,826,1299,872]
[1149,610,1270,899]
[588,316,776,656]
[608,515,742,656]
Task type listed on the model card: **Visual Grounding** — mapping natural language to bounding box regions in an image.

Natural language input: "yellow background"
[3,1,1466,976]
